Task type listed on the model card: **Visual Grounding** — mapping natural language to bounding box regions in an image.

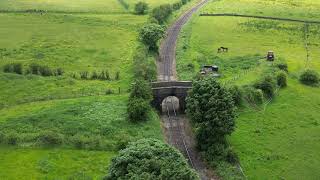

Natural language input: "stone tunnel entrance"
[151,81,192,113]
[161,96,180,114]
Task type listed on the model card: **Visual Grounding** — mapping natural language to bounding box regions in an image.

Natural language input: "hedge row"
[3,63,63,76]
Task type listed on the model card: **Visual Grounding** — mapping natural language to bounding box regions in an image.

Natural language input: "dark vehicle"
[267,51,275,61]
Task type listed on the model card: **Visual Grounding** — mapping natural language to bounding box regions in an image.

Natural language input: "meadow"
[176,0,320,179]
[0,0,196,178]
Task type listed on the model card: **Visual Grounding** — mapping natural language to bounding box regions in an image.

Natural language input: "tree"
[139,23,165,50]
[134,2,148,15]
[127,97,150,122]
[151,4,173,24]
[105,138,199,180]
[186,77,236,150]
[130,79,152,101]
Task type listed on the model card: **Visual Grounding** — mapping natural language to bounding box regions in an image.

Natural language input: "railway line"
[164,97,194,168]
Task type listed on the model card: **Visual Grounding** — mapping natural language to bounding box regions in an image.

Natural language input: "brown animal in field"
[218,47,228,53]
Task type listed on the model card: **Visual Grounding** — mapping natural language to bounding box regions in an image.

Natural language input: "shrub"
[181,0,189,5]
[105,138,199,180]
[39,66,53,76]
[29,63,40,75]
[228,85,242,106]
[243,86,264,105]
[127,97,150,122]
[91,71,99,80]
[139,23,165,50]
[276,71,287,88]
[130,79,152,100]
[253,75,276,98]
[80,71,89,79]
[3,63,23,74]
[226,147,239,164]
[134,2,148,15]
[6,132,19,145]
[38,131,63,145]
[299,69,319,86]
[105,89,113,95]
[151,4,173,24]
[276,62,288,72]
[133,46,157,81]
[186,77,236,151]
[99,71,107,80]
[115,71,120,80]
[172,2,182,10]
[54,68,64,76]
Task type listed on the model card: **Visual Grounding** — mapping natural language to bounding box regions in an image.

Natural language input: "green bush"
[38,131,63,145]
[172,2,182,10]
[181,0,189,5]
[134,2,148,15]
[105,138,199,180]
[243,86,264,105]
[254,75,276,98]
[80,71,89,79]
[133,46,157,81]
[38,65,53,76]
[3,63,23,74]
[151,4,173,24]
[115,71,120,80]
[276,71,287,88]
[91,71,99,80]
[130,79,152,100]
[139,23,165,50]
[127,97,150,122]
[299,69,319,86]
[276,62,288,72]
[6,132,19,145]
[228,85,242,106]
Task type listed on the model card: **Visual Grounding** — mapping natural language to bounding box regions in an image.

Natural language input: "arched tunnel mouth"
[161,96,180,114]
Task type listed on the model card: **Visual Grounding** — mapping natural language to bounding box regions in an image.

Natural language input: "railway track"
[158,0,209,81]
[164,97,195,168]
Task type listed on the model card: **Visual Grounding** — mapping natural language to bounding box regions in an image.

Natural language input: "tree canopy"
[139,23,165,50]
[105,138,199,180]
[186,77,236,150]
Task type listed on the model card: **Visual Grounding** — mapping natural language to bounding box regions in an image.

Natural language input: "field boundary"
[199,13,320,24]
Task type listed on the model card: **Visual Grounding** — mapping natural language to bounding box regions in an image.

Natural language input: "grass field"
[0,146,116,179]
[176,0,320,179]
[0,0,196,178]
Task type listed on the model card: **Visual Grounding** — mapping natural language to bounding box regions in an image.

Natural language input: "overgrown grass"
[0,95,163,150]
[176,0,320,179]
[0,145,116,179]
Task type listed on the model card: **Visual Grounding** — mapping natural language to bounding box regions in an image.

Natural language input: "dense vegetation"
[106,138,199,179]
[186,77,237,166]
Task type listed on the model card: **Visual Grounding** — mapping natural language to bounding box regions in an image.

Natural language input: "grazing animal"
[218,47,229,53]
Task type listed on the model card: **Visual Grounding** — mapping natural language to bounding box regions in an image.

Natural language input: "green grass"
[0,95,163,149]
[0,0,198,178]
[201,0,320,21]
[176,0,320,179]
[0,0,176,13]
[0,145,116,179]
[232,79,320,179]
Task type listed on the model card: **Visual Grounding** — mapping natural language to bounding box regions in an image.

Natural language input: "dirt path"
[157,0,209,81]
